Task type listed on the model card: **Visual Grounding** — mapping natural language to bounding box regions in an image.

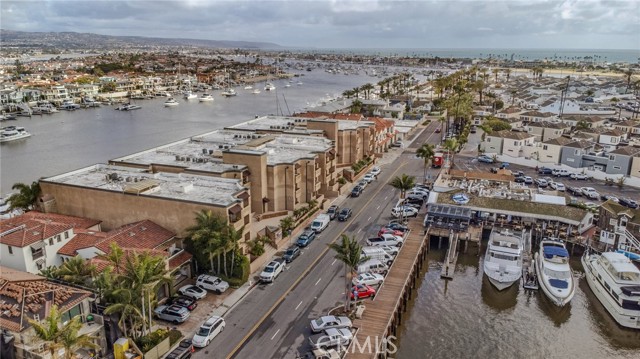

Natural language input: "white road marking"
[295,301,303,310]
[357,228,362,233]
[270,329,280,340]
[367,216,372,222]
[376,205,380,209]
[315,278,322,286]
[384,196,388,200]
[331,259,337,266]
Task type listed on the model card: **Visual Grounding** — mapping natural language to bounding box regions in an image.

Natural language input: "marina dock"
[346,218,429,359]
[427,226,482,279]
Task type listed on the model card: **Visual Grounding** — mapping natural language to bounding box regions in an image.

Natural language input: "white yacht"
[244,85,253,90]
[483,229,524,290]
[535,238,576,306]
[582,251,640,329]
[164,98,179,107]
[252,89,261,94]
[198,94,214,102]
[183,91,198,100]
[60,99,81,110]
[264,82,276,91]
[221,88,237,97]
[116,103,141,111]
[0,126,32,143]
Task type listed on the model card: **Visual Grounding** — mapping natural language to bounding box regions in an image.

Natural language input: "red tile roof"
[0,212,101,248]
[168,251,193,270]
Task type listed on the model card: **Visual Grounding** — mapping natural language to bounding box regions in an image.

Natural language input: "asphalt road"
[190,121,440,359]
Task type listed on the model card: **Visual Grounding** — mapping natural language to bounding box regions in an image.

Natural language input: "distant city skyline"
[2,0,639,50]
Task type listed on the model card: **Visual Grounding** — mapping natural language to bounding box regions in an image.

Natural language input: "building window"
[567,158,575,162]
[514,141,518,146]
[49,238,54,245]
[543,145,548,150]
[57,235,61,243]
[61,304,82,323]
[8,246,13,254]
[609,155,615,161]
[613,166,621,170]
[64,231,69,239]
[574,150,580,155]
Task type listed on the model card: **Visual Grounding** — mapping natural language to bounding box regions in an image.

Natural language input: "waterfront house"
[0,212,101,274]
[0,266,107,359]
[597,200,640,251]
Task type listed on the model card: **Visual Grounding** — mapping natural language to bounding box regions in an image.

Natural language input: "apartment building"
[481,130,536,156]
[526,121,571,142]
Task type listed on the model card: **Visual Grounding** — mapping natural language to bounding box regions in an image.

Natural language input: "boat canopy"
[543,246,569,259]
[620,286,640,296]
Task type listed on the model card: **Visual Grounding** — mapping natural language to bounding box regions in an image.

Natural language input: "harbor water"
[395,240,640,359]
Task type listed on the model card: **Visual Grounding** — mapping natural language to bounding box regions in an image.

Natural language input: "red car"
[435,128,441,133]
[351,284,376,300]
[377,228,405,237]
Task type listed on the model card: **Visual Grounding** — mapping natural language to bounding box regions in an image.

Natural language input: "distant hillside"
[0,29,283,50]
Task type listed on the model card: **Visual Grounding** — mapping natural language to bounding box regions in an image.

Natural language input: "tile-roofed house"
[526,121,571,142]
[0,212,101,274]
[519,111,557,123]
[597,200,640,248]
[536,137,576,164]
[480,130,536,156]
[0,265,106,359]
[613,120,637,134]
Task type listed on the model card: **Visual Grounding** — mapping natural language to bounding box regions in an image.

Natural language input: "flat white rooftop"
[228,115,323,135]
[43,164,246,207]
[337,120,375,130]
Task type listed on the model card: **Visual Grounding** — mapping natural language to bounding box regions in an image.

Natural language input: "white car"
[153,305,190,323]
[192,316,225,348]
[583,202,600,210]
[570,173,590,180]
[363,173,376,183]
[310,316,352,333]
[549,182,566,191]
[177,284,207,300]
[370,167,381,176]
[195,274,229,294]
[581,187,600,199]
[358,180,368,190]
[391,206,418,218]
[379,245,400,256]
[552,169,571,177]
[352,272,385,286]
[308,328,353,350]
[260,259,284,283]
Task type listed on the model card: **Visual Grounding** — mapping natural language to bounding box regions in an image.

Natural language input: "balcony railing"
[31,249,44,260]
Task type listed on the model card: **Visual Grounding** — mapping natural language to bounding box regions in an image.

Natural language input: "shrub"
[135,329,169,353]
[338,177,347,185]
[221,254,250,287]
[168,330,183,346]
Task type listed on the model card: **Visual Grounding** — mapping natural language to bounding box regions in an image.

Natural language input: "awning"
[237,191,250,200]
[228,203,243,215]
[35,258,45,266]
[31,241,46,250]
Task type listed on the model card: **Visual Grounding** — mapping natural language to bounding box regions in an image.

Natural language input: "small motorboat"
[164,98,179,107]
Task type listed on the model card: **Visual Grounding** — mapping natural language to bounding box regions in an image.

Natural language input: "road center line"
[295,301,303,310]
[357,228,362,233]
[315,278,322,286]
[376,205,380,209]
[367,216,372,222]
[270,329,280,341]
[331,259,337,266]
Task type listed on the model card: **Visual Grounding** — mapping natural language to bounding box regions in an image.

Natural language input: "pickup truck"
[260,259,285,283]
[308,328,353,350]
[164,339,194,359]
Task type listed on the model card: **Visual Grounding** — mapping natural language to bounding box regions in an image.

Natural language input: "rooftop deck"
[347,218,428,359]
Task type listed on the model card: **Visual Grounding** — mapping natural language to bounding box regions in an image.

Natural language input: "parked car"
[514,176,526,183]
[367,236,402,247]
[337,208,353,221]
[350,284,376,300]
[583,202,600,211]
[165,340,193,359]
[379,245,400,256]
[296,229,317,247]
[523,176,533,185]
[384,222,409,232]
[435,127,441,133]
[195,274,229,294]
[619,198,639,209]
[378,227,404,237]
[513,171,525,178]
[326,205,339,220]
[350,186,363,197]
[310,316,353,333]
[260,259,285,283]
[352,272,385,287]
[538,167,553,175]
[581,187,600,199]
[570,173,590,180]
[358,180,368,190]
[168,296,198,311]
[283,245,301,263]
[154,305,190,323]
[192,316,225,348]
[552,169,571,177]
[601,194,619,203]
[356,259,388,277]
[490,167,499,174]
[549,182,566,191]
[390,141,403,148]
[391,206,419,218]
[312,348,341,359]
[406,189,429,200]
[477,155,494,163]
[311,214,331,233]
[370,166,381,176]
[363,173,376,183]
[308,328,353,350]
[177,285,207,300]
[534,178,548,188]
[567,186,583,196]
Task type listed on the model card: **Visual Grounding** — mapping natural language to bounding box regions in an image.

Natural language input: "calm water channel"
[396,237,640,359]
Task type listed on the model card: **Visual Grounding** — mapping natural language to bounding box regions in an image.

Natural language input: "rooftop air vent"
[202,148,208,154]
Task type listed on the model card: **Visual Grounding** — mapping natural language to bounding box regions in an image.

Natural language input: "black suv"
[326,205,339,220]
[537,167,553,175]
[338,208,353,221]
[351,186,363,197]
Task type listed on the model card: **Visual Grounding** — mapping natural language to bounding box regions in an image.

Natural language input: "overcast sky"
[2,0,639,49]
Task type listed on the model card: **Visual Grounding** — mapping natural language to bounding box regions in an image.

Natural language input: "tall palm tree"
[222,225,244,277]
[416,144,435,180]
[8,181,41,211]
[389,174,416,199]
[328,234,368,312]
[280,216,295,242]
[444,138,459,167]
[504,68,512,82]
[56,256,95,286]
[186,210,227,273]
[28,305,98,359]
[492,68,500,83]
[623,69,634,93]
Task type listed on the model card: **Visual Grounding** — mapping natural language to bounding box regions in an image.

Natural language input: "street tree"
[328,234,368,312]
[8,181,41,211]
[389,174,416,199]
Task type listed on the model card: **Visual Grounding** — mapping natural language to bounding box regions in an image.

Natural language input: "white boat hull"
[199,98,214,102]
[486,275,518,291]
[582,255,640,329]
[0,132,31,143]
[535,252,576,307]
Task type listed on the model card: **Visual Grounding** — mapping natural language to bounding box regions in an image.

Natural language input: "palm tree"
[186,210,227,273]
[8,181,41,211]
[280,216,295,241]
[492,68,500,83]
[623,69,634,93]
[56,256,95,286]
[28,305,98,359]
[416,144,435,181]
[222,225,244,277]
[361,83,374,100]
[389,174,416,199]
[328,234,368,312]
[444,138,459,167]
[503,68,511,82]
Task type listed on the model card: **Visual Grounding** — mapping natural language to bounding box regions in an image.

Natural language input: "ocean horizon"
[288,47,640,64]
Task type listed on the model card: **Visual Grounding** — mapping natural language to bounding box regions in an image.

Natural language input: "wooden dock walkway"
[440,231,458,279]
[346,218,428,359]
